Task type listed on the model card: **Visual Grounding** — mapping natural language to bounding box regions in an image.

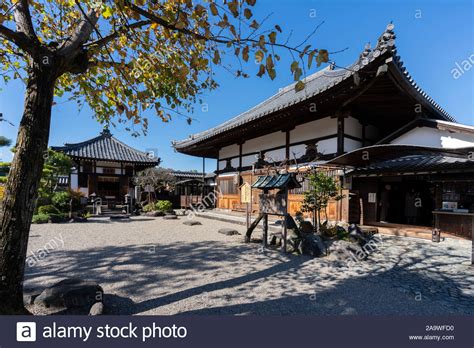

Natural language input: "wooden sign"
[259,193,287,215]
[240,182,251,203]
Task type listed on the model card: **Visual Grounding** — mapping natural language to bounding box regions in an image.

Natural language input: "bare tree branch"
[12,0,38,42]
[59,3,99,57]
[84,20,151,49]
[125,3,328,60]
[0,25,35,54]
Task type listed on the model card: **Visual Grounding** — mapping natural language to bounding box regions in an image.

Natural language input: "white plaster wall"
[231,158,239,168]
[242,131,286,154]
[290,117,337,143]
[219,144,239,159]
[344,138,363,152]
[96,167,103,174]
[344,116,363,138]
[265,148,286,162]
[317,137,338,154]
[70,174,78,190]
[390,127,474,148]
[242,154,257,167]
[289,144,307,159]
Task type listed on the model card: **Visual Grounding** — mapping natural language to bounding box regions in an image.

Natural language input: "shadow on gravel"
[24,239,473,315]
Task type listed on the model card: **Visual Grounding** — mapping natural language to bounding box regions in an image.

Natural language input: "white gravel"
[24,216,474,315]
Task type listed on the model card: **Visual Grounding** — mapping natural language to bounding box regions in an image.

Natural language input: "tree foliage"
[134,167,176,192]
[39,149,73,197]
[0,136,11,147]
[301,169,344,222]
[1,0,329,135]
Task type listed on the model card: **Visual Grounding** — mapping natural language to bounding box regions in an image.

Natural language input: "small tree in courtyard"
[301,169,344,232]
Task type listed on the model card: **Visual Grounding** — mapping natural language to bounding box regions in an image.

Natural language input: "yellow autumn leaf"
[102,7,113,19]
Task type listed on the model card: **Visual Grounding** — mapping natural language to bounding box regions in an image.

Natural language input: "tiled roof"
[52,129,159,165]
[171,171,216,179]
[252,174,301,190]
[173,23,455,151]
[351,154,473,175]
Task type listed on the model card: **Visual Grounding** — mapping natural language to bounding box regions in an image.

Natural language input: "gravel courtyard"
[25,216,474,315]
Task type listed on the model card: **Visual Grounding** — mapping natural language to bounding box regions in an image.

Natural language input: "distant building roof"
[171,171,216,180]
[52,129,160,166]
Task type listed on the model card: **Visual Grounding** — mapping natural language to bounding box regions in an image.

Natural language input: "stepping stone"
[109,215,130,220]
[218,228,241,236]
[183,220,202,226]
[145,211,164,217]
[89,302,104,316]
[34,278,103,310]
[163,215,177,220]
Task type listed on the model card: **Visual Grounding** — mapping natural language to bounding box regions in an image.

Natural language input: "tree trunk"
[0,65,56,314]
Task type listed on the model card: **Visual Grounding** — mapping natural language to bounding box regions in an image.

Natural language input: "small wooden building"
[52,129,159,203]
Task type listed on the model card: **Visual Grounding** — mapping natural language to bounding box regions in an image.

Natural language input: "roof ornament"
[376,22,396,51]
[359,42,372,65]
[100,127,112,137]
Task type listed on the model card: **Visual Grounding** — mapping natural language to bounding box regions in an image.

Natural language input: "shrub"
[0,176,7,183]
[143,203,155,212]
[155,200,173,212]
[49,213,67,223]
[50,190,83,212]
[32,213,50,224]
[51,191,72,212]
[38,204,60,215]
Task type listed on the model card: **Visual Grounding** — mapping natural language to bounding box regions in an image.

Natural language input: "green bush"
[37,204,60,215]
[49,213,67,223]
[32,213,50,224]
[32,212,67,224]
[143,203,155,212]
[155,200,173,212]
[0,176,7,183]
[51,191,72,212]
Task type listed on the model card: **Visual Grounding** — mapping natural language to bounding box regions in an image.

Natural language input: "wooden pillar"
[238,143,243,172]
[337,114,345,155]
[285,130,290,161]
[263,214,268,247]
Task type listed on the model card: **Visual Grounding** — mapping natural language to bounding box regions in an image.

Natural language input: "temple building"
[173,24,474,238]
[53,129,159,202]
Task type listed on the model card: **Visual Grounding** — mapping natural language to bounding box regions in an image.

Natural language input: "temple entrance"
[97,176,120,199]
[377,179,435,226]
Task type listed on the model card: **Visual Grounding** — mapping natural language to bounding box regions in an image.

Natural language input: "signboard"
[259,193,287,215]
[368,192,377,203]
[240,182,251,203]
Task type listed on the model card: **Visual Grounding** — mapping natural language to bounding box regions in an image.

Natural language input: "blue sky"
[0,0,473,170]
